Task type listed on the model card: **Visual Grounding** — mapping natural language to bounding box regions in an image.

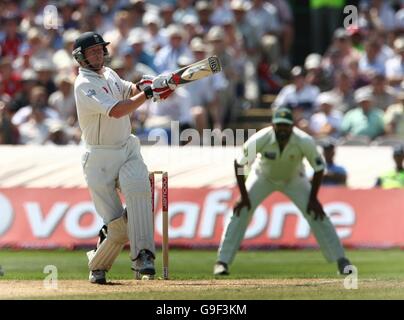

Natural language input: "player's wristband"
[144,86,153,99]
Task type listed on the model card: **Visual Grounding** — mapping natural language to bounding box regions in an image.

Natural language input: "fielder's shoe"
[213,261,229,276]
[89,270,107,284]
[132,249,156,276]
[337,257,353,275]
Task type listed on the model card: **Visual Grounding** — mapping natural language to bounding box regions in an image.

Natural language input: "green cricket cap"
[272,108,294,125]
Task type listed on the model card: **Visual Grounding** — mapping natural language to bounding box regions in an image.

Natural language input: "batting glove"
[143,85,174,102]
[152,74,178,91]
[135,75,155,91]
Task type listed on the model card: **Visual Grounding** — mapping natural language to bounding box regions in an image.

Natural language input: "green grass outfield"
[0,249,404,299]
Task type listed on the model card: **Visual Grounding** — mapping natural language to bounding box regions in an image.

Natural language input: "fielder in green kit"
[214,108,352,276]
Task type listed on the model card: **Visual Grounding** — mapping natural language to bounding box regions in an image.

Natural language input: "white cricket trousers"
[217,168,345,265]
[81,134,155,260]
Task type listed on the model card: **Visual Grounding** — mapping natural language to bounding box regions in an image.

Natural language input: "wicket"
[136,171,169,280]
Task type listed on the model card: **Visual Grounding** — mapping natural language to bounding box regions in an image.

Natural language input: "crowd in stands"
[0,0,403,148]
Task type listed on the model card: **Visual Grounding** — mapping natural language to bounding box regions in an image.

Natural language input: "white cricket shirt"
[237,126,325,183]
[74,67,133,146]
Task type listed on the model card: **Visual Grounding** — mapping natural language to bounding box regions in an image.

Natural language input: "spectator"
[82,6,110,36]
[256,49,284,96]
[304,53,333,91]
[206,26,240,127]
[127,30,157,72]
[321,140,348,186]
[247,0,282,69]
[385,37,404,88]
[173,0,198,24]
[230,0,259,57]
[180,39,228,132]
[355,72,397,111]
[103,10,132,56]
[138,86,194,144]
[396,5,404,34]
[0,56,22,98]
[124,0,146,29]
[210,0,233,26]
[180,14,204,44]
[109,57,126,78]
[358,38,387,78]
[97,0,120,31]
[322,47,344,81]
[324,28,361,70]
[12,86,59,127]
[384,91,404,138]
[195,0,213,33]
[45,121,71,146]
[0,97,19,144]
[175,54,209,135]
[309,92,343,139]
[19,4,37,35]
[52,29,80,74]
[246,0,281,40]
[347,58,370,90]
[325,70,355,113]
[268,0,294,65]
[117,47,156,83]
[142,13,166,54]
[375,144,404,188]
[159,2,176,28]
[33,60,57,96]
[154,24,192,74]
[48,74,76,125]
[13,46,33,74]
[359,0,396,32]
[58,0,80,31]
[273,66,320,119]
[10,69,38,113]
[221,17,251,99]
[17,105,52,145]
[21,27,54,67]
[0,14,23,59]
[341,90,384,140]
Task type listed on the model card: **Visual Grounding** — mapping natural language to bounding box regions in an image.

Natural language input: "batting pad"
[88,215,128,271]
[118,159,156,260]
[125,194,156,260]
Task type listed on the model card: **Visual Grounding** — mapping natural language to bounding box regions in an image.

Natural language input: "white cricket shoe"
[213,261,229,276]
[89,270,107,284]
[132,249,156,277]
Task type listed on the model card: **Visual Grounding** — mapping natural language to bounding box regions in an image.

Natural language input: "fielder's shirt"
[237,126,325,184]
[74,67,133,146]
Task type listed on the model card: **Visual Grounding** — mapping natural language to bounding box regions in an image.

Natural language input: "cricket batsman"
[214,108,352,276]
[72,31,175,284]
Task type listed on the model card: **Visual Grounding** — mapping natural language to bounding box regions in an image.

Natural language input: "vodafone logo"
[0,193,14,236]
[1,187,384,248]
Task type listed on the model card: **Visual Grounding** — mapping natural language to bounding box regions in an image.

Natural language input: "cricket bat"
[167,55,222,87]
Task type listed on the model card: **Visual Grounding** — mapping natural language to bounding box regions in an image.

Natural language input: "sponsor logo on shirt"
[114,82,120,93]
[86,89,96,97]
[264,152,276,160]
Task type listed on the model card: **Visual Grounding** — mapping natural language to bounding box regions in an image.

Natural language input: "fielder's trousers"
[217,167,345,265]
